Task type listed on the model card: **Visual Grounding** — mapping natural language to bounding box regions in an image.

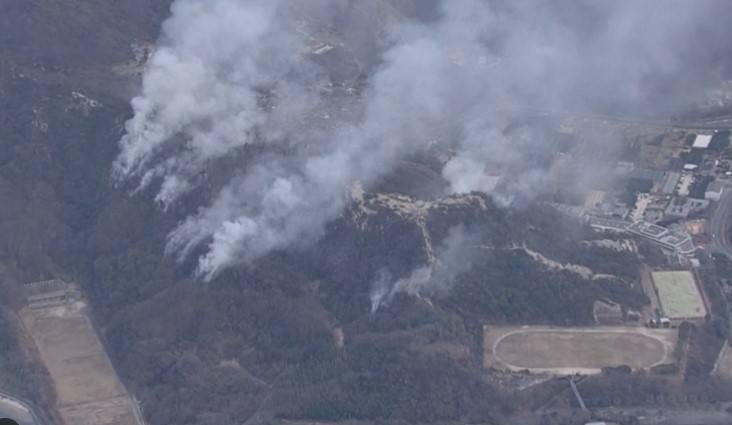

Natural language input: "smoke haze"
[370,226,480,312]
[114,0,732,280]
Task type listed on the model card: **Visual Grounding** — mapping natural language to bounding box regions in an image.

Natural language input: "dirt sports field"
[20,302,139,425]
[484,326,677,375]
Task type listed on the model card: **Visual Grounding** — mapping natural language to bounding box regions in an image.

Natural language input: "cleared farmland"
[484,326,677,375]
[20,301,139,425]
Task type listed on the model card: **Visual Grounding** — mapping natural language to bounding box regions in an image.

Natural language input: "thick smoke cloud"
[113,0,318,206]
[115,0,732,280]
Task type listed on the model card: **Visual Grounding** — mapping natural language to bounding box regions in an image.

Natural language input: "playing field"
[484,326,676,375]
[651,271,707,319]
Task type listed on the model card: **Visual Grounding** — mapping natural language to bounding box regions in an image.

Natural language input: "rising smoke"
[370,226,480,312]
[115,0,732,281]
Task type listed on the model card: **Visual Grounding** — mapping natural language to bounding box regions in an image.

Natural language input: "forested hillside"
[0,2,654,424]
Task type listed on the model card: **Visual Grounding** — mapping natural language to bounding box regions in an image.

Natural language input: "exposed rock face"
[311,181,644,322]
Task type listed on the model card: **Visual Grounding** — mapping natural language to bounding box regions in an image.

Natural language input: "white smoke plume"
[370,226,480,312]
[112,0,318,207]
[114,0,732,280]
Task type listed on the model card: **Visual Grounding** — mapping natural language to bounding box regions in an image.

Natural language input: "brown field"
[20,302,139,425]
[484,326,677,375]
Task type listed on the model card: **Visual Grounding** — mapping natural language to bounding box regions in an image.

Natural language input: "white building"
[705,180,725,201]
[693,134,713,149]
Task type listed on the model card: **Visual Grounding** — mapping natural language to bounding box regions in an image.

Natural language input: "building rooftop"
[707,180,725,194]
[693,134,713,149]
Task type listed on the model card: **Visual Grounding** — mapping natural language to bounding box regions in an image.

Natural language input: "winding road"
[0,389,44,425]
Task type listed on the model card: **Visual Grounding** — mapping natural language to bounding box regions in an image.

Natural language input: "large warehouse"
[651,271,707,320]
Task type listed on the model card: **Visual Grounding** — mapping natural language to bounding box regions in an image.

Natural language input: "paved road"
[708,187,732,260]
[635,408,732,425]
[500,105,732,131]
[506,407,732,425]
[0,389,42,425]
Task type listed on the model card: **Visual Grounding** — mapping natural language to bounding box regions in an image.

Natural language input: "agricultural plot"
[20,302,139,425]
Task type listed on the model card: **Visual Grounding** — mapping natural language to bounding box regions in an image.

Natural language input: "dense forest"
[1,2,731,425]
[0,54,653,423]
